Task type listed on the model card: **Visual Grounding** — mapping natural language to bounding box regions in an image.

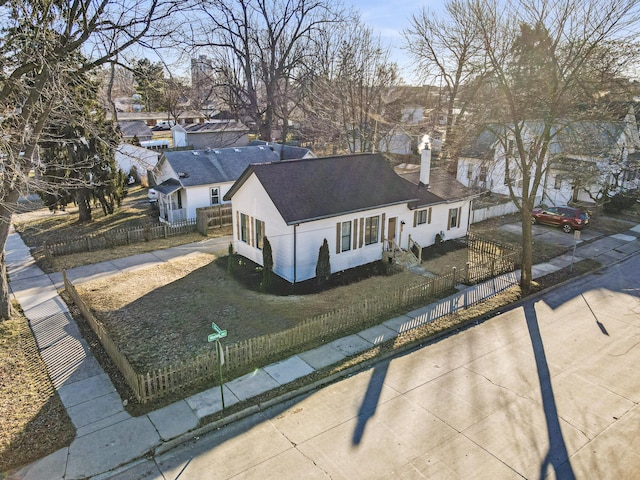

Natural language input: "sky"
[348,0,443,85]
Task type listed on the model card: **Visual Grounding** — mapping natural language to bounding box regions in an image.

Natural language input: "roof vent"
[234,148,241,152]
[214,150,221,154]
[258,146,265,150]
[177,171,189,178]
[192,151,199,155]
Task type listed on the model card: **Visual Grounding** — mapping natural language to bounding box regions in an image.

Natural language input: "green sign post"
[208,322,228,409]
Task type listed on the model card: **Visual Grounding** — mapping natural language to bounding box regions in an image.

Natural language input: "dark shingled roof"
[226,153,417,225]
[161,144,312,187]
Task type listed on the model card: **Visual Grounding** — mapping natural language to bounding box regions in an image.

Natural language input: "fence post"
[452,267,457,287]
[465,262,470,284]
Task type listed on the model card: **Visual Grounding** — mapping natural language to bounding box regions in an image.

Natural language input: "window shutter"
[381,213,385,243]
[413,210,417,227]
[250,216,254,246]
[336,223,341,254]
[359,218,364,247]
[236,212,240,240]
[353,220,358,250]
[458,207,462,228]
[447,209,452,230]
[428,207,432,224]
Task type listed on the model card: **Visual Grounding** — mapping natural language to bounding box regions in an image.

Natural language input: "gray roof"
[161,144,312,187]
[225,153,418,225]
[395,167,477,206]
[183,120,249,133]
[118,121,152,139]
[462,120,626,158]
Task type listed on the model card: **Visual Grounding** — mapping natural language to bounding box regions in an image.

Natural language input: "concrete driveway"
[500,221,602,247]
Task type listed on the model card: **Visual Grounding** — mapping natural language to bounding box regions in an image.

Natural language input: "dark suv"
[531,206,590,233]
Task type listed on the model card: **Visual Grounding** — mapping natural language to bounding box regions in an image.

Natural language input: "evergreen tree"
[132,58,166,112]
[262,237,274,292]
[38,64,127,222]
[315,238,331,285]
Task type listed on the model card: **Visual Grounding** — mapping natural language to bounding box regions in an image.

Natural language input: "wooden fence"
[66,240,519,404]
[195,204,233,236]
[45,220,198,257]
[63,271,144,401]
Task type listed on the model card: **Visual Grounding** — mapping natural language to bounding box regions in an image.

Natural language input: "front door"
[388,217,397,247]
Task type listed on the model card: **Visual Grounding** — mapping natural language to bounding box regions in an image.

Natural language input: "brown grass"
[0,306,75,473]
[76,254,434,372]
[13,186,232,273]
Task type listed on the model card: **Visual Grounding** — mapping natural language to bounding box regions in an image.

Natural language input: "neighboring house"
[150,143,315,223]
[456,107,640,208]
[117,120,153,143]
[224,150,476,283]
[115,144,161,186]
[107,111,207,127]
[172,120,250,149]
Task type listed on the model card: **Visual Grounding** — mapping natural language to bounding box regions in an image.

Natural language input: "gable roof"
[462,119,630,159]
[160,144,314,188]
[225,153,418,225]
[182,120,249,134]
[118,120,153,139]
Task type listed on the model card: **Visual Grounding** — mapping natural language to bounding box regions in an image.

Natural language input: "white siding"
[182,182,234,220]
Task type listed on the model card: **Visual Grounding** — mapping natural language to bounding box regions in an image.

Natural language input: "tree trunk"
[520,205,534,292]
[77,188,92,222]
[0,188,21,320]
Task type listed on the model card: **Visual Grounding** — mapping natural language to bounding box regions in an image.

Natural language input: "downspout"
[293,224,298,284]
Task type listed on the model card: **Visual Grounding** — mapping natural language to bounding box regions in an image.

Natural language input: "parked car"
[531,206,590,233]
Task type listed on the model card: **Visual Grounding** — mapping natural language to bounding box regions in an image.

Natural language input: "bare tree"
[188,0,342,141]
[0,0,177,319]
[303,14,399,154]
[404,0,485,169]
[467,0,640,292]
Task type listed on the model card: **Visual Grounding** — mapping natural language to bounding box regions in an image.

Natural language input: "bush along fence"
[64,246,519,404]
[44,220,198,259]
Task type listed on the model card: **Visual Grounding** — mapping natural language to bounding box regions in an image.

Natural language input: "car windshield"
[579,212,588,220]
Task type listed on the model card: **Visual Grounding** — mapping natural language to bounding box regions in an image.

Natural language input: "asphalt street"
[105,252,640,480]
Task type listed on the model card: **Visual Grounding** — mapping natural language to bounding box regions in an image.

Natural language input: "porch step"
[395,250,420,268]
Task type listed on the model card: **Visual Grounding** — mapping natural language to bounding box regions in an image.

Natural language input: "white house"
[224,150,476,283]
[115,144,161,186]
[150,143,315,223]
[171,120,250,149]
[457,107,640,208]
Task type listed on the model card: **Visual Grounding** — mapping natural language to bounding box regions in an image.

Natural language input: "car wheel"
[531,217,537,225]
[562,223,573,233]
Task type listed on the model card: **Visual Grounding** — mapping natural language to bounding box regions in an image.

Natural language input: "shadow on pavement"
[524,302,576,480]
[352,360,390,446]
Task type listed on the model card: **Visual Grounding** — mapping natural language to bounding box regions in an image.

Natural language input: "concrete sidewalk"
[6,224,640,479]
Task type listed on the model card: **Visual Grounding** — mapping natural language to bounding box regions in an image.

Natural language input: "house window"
[448,207,462,230]
[211,187,220,205]
[255,219,264,249]
[479,166,488,182]
[467,166,473,180]
[504,161,510,185]
[240,213,248,242]
[415,208,431,226]
[554,175,562,189]
[364,216,379,245]
[341,221,352,252]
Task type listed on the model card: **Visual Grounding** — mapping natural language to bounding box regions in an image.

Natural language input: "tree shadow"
[352,360,390,446]
[523,302,576,480]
